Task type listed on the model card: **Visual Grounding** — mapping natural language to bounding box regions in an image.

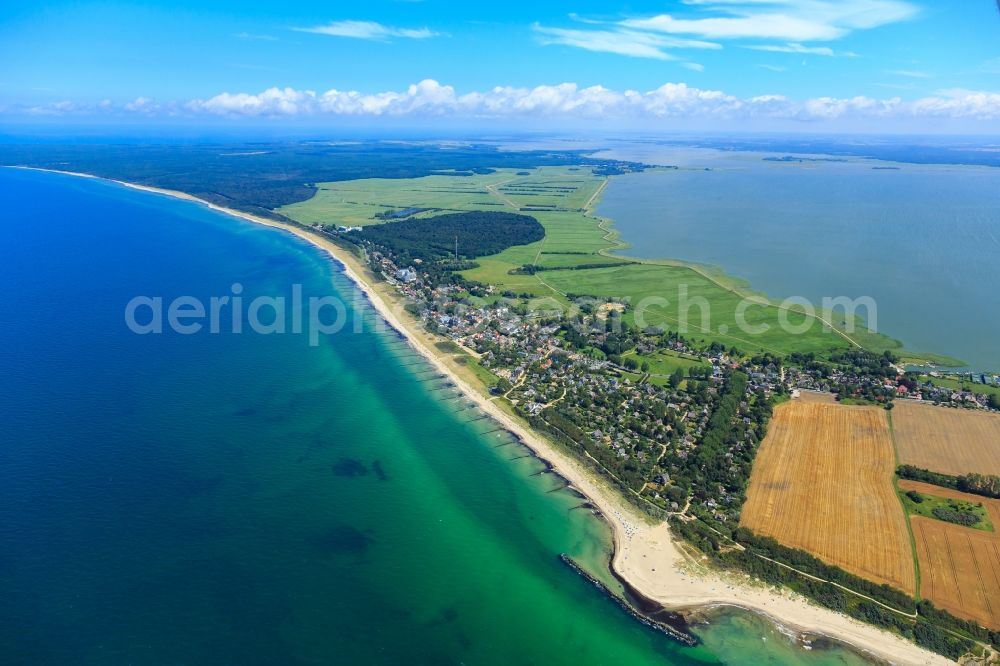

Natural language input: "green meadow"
[279,166,919,358]
[900,490,994,532]
[622,349,710,376]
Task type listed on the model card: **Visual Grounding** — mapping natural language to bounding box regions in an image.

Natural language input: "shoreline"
[10,166,952,666]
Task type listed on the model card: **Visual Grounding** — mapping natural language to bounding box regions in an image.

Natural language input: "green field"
[623,349,709,375]
[617,349,710,388]
[900,489,994,532]
[919,374,1000,399]
[279,171,516,228]
[279,166,921,358]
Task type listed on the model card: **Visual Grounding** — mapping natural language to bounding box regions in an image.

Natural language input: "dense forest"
[354,211,544,262]
[2,142,642,219]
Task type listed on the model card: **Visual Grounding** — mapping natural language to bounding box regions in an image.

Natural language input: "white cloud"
[178,79,1000,123]
[533,26,673,60]
[25,100,81,116]
[916,88,1000,120]
[532,24,720,60]
[885,69,930,78]
[683,62,706,72]
[629,0,918,41]
[293,20,438,41]
[537,1,915,61]
[757,64,788,72]
[747,42,836,56]
[14,78,1000,127]
[625,13,843,41]
[187,87,316,116]
[124,96,158,113]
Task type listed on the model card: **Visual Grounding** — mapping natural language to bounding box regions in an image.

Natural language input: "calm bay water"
[595,148,1000,371]
[0,168,870,665]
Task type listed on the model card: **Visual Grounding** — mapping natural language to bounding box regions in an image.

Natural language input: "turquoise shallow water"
[0,168,872,665]
[596,150,1000,371]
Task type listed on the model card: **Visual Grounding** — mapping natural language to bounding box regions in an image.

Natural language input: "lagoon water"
[0,168,871,665]
[596,148,1000,371]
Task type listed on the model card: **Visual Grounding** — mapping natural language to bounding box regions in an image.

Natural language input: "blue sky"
[2,0,999,131]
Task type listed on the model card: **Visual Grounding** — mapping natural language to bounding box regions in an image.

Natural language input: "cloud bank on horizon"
[19,80,1000,127]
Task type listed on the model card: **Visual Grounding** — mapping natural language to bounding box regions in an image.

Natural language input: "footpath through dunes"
[892,400,1000,476]
[741,397,916,594]
[899,480,1000,630]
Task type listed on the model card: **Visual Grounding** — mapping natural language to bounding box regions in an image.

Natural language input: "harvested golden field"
[901,480,1000,630]
[795,389,838,404]
[741,400,916,594]
[893,401,1000,476]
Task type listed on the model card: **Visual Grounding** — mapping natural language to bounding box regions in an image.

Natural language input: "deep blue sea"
[0,168,872,665]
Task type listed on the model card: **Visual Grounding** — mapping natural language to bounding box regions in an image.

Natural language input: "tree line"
[897,465,1000,499]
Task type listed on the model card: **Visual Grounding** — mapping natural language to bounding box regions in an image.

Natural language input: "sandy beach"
[14,166,952,666]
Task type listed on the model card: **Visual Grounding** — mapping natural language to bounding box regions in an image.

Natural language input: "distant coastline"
[8,166,951,666]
